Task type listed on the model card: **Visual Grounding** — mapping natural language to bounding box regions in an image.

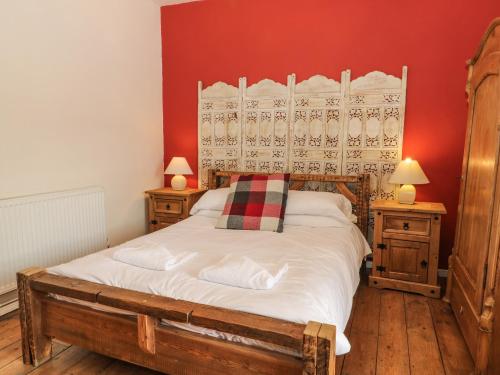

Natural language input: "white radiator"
[0,187,107,315]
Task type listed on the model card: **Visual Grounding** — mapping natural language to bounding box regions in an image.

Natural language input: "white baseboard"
[0,300,18,317]
[0,288,19,317]
[365,261,448,278]
[438,268,448,278]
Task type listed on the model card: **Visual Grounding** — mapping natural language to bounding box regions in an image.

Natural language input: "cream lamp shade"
[164,157,193,191]
[389,158,429,204]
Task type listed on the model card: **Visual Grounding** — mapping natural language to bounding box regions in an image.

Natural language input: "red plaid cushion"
[216,173,290,233]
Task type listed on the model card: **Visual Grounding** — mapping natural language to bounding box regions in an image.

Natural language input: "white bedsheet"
[48,215,371,355]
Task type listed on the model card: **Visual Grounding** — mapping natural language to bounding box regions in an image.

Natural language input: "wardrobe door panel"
[448,18,500,374]
[450,272,479,359]
[455,73,499,314]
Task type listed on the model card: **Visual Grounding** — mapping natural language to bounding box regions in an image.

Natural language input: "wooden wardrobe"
[445,18,500,375]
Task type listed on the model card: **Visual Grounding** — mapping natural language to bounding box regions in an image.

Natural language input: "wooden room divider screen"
[198,68,407,238]
[197,68,407,204]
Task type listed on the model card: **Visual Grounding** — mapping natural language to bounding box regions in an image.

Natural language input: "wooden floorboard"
[427,298,474,375]
[1,342,71,375]
[404,294,445,375]
[377,290,410,375]
[0,320,22,350]
[0,340,22,369]
[335,293,357,375]
[0,279,475,375]
[29,346,92,375]
[341,285,381,375]
[62,351,115,374]
[102,360,161,374]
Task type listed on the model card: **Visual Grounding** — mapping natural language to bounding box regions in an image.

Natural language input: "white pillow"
[285,190,356,222]
[190,188,357,223]
[284,214,350,227]
[192,209,222,218]
[193,210,350,228]
[190,188,229,215]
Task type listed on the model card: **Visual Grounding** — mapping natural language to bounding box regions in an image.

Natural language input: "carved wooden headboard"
[207,169,370,239]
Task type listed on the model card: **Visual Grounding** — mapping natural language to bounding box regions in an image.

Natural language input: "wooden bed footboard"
[17,268,336,375]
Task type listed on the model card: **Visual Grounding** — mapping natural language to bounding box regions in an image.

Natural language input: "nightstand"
[145,187,206,232]
[369,200,446,298]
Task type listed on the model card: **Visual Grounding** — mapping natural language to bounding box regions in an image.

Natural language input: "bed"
[17,170,370,375]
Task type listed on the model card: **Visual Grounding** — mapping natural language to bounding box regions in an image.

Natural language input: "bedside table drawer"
[154,198,183,215]
[146,187,206,233]
[383,215,430,236]
[152,215,181,230]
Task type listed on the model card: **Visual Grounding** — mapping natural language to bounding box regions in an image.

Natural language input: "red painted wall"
[161,0,499,267]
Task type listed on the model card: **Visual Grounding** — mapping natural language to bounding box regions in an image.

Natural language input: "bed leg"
[17,267,52,366]
[303,321,336,375]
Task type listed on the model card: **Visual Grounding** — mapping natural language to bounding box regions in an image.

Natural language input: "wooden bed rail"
[17,268,336,374]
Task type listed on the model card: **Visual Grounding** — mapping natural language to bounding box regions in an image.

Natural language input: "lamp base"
[398,184,416,204]
[171,175,187,190]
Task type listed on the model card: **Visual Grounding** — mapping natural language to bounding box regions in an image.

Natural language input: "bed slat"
[30,272,104,303]
[137,314,157,354]
[30,273,194,322]
[190,304,305,352]
[97,286,194,323]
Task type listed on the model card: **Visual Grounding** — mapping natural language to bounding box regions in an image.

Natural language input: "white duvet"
[49,215,370,355]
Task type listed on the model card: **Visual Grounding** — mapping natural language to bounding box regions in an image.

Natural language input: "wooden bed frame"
[17,170,370,375]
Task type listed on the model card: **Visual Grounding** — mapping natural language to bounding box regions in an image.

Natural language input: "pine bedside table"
[369,200,446,298]
[145,187,205,233]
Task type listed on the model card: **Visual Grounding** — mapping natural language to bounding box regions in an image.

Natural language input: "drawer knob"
[166,204,171,210]
[151,220,158,225]
[403,222,410,230]
[420,260,428,268]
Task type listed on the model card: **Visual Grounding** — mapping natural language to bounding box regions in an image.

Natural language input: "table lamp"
[389,157,429,204]
[164,157,193,191]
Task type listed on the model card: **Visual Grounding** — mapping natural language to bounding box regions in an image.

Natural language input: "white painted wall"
[0,0,164,245]
[155,0,201,6]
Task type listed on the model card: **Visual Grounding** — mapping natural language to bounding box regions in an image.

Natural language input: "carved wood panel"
[240,77,291,174]
[198,82,242,189]
[289,74,344,176]
[197,67,408,200]
[342,67,408,201]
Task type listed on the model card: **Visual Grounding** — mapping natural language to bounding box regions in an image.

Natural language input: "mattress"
[49,214,371,355]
